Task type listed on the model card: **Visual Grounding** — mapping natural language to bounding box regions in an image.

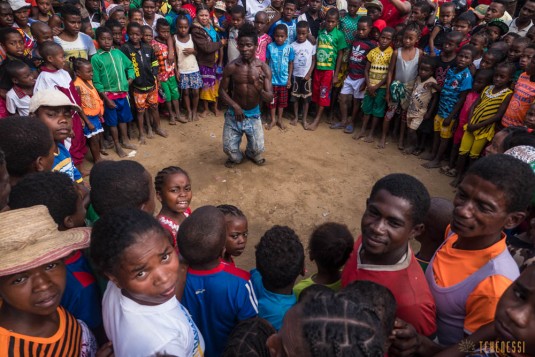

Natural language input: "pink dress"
[453,91,479,145]
[157,207,192,252]
[256,33,272,62]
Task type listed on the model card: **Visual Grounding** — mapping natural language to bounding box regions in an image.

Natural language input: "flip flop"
[329,122,345,129]
[344,125,354,134]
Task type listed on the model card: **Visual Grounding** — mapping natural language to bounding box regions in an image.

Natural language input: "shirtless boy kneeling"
[219,23,273,168]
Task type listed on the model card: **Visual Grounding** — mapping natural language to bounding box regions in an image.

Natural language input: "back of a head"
[0,116,53,178]
[223,317,276,357]
[9,172,78,227]
[421,197,454,244]
[255,225,304,290]
[465,154,535,213]
[300,289,386,357]
[309,222,354,271]
[178,206,226,266]
[340,280,397,339]
[370,174,431,224]
[89,160,151,216]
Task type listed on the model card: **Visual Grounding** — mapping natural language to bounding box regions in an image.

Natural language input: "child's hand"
[429,51,436,57]
[423,82,436,91]
[167,52,175,66]
[287,79,291,89]
[88,122,95,131]
[304,73,311,81]
[368,85,376,97]
[467,123,478,132]
[389,318,421,357]
[105,99,117,109]
[221,38,228,46]
[332,77,340,87]
[52,27,62,36]
[183,48,195,56]
[442,117,453,127]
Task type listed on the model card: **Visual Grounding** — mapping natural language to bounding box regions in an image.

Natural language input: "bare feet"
[147,127,154,139]
[265,120,275,130]
[139,135,147,145]
[192,113,199,121]
[155,128,169,138]
[307,122,319,131]
[419,152,435,161]
[403,146,415,155]
[276,121,286,130]
[376,139,386,149]
[177,115,188,124]
[102,140,114,149]
[289,119,297,126]
[353,131,365,140]
[116,146,127,158]
[363,135,375,143]
[121,142,137,150]
[100,149,109,156]
[422,160,442,169]
[169,117,177,125]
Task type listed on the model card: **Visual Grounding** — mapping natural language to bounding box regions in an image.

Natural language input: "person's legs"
[116,97,136,151]
[136,111,146,144]
[161,79,175,124]
[183,88,192,120]
[244,116,266,164]
[292,100,299,126]
[191,89,200,121]
[337,91,351,128]
[404,128,418,154]
[421,115,442,160]
[302,99,310,128]
[309,70,333,130]
[222,109,245,166]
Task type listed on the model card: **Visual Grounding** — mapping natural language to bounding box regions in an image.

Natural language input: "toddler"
[91,207,205,356]
[293,222,354,299]
[5,61,35,116]
[266,24,294,130]
[174,15,202,121]
[228,5,246,63]
[427,2,455,56]
[218,204,248,265]
[251,225,304,330]
[155,166,192,248]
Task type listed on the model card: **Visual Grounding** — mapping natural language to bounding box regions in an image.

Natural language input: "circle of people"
[1,0,535,355]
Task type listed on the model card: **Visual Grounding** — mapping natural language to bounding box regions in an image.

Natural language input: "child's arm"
[468,93,513,132]
[75,86,95,131]
[305,55,315,81]
[443,90,469,126]
[364,61,373,95]
[219,63,244,119]
[428,26,440,57]
[333,49,344,86]
[287,60,294,88]
[218,46,224,67]
[385,50,398,104]
[466,95,482,123]
[166,35,175,66]
[424,91,440,120]
[191,28,224,54]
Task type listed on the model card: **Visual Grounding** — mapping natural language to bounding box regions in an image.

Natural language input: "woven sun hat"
[364,0,383,12]
[8,0,31,11]
[0,205,91,277]
[29,89,81,114]
[214,1,226,12]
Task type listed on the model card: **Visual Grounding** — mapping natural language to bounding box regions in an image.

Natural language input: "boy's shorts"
[434,114,455,139]
[103,97,133,127]
[268,85,289,109]
[133,85,158,112]
[83,114,104,138]
[341,77,366,99]
[160,76,180,102]
[361,88,387,118]
[407,115,424,131]
[312,69,334,107]
[290,76,312,102]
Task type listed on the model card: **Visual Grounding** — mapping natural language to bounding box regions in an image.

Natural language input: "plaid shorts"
[268,85,289,109]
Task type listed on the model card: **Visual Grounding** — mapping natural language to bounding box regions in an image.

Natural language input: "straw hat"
[214,1,226,12]
[0,206,91,277]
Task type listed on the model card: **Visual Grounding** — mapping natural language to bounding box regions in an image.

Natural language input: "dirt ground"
[82,114,456,275]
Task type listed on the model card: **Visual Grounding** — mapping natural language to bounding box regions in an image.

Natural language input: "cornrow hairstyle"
[39,40,63,60]
[91,207,166,275]
[5,60,30,80]
[297,284,332,303]
[222,318,276,357]
[196,3,210,13]
[230,4,245,15]
[127,21,142,33]
[71,57,90,73]
[9,172,79,226]
[89,160,151,216]
[177,206,227,266]
[297,20,309,29]
[156,17,170,29]
[217,204,245,218]
[255,225,304,289]
[60,3,82,18]
[300,289,386,357]
[359,15,373,28]
[326,7,339,19]
[0,116,53,177]
[404,21,421,36]
[370,173,431,224]
[0,27,22,45]
[308,222,354,271]
[465,154,535,213]
[154,166,190,194]
[238,22,258,44]
[95,25,113,39]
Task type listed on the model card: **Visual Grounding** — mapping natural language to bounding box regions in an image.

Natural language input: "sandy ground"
[82,113,456,275]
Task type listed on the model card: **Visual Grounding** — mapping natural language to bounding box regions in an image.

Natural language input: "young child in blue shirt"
[251,225,304,330]
[266,24,295,130]
[422,45,474,169]
[268,0,298,45]
[179,206,258,357]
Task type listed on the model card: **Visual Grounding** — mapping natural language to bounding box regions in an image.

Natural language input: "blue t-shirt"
[266,42,295,86]
[437,67,473,118]
[250,269,297,331]
[181,261,258,357]
[61,251,103,330]
[53,142,83,183]
[269,18,298,45]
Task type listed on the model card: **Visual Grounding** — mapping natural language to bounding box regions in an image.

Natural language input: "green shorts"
[160,76,180,102]
[361,88,387,118]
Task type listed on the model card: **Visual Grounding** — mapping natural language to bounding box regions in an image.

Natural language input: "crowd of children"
[2,0,535,355]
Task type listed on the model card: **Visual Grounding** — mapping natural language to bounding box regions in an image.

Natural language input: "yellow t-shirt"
[367,46,393,88]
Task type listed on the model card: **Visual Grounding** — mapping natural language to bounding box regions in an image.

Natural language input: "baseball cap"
[364,0,383,12]
[8,0,31,11]
[29,89,81,114]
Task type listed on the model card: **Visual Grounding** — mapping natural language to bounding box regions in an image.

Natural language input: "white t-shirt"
[245,0,269,22]
[175,35,200,74]
[103,282,205,357]
[291,40,316,77]
[54,33,96,60]
[6,88,30,116]
[508,18,533,37]
[228,27,240,64]
[143,14,165,37]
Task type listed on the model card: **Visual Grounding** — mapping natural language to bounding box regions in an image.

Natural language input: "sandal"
[329,122,345,129]
[344,124,354,134]
[439,165,451,175]
[444,168,457,177]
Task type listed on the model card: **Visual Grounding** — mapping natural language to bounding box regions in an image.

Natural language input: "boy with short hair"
[266,24,294,130]
[179,206,258,357]
[5,61,34,116]
[54,4,96,62]
[105,19,124,47]
[254,11,272,62]
[355,27,394,142]
[290,20,315,126]
[308,8,348,131]
[269,0,297,45]
[297,0,322,39]
[228,5,246,63]
[341,173,437,337]
[251,225,304,330]
[502,53,535,127]
[422,45,474,169]
[30,21,52,69]
[92,26,136,158]
[121,22,168,143]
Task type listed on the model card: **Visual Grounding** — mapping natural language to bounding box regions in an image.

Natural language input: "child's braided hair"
[217,204,245,218]
[222,317,276,357]
[154,166,190,194]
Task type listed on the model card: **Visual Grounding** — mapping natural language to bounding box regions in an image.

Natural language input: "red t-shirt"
[341,236,437,337]
[380,0,408,27]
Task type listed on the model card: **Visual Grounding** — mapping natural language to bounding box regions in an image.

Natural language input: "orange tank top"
[74,77,104,117]
[0,307,83,357]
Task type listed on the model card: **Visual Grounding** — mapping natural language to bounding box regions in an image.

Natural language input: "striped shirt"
[0,307,83,357]
[470,85,513,140]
